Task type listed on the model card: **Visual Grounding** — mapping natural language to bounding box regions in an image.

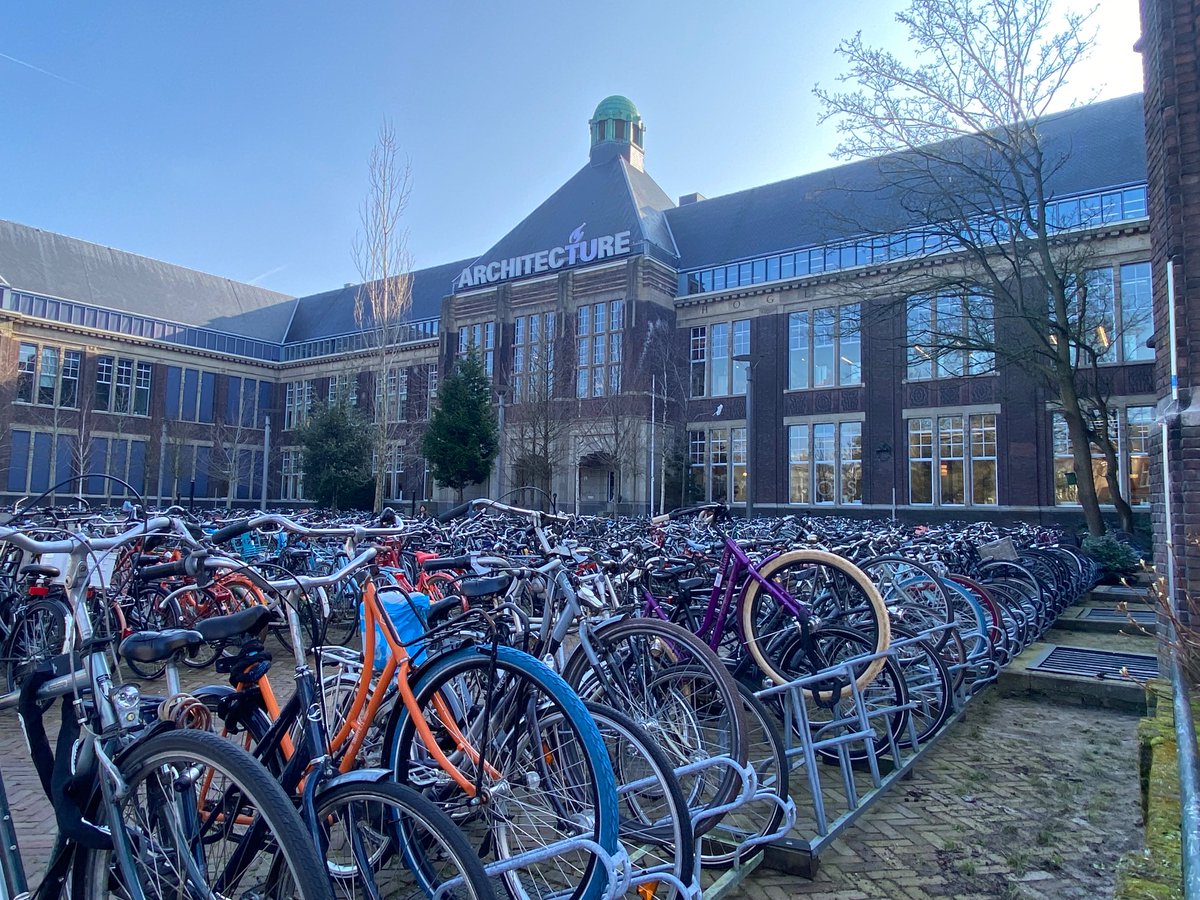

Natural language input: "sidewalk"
[734,692,1144,899]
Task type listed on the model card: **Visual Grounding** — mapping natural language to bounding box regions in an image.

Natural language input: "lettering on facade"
[454,225,632,291]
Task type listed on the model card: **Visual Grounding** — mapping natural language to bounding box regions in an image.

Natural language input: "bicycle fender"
[317,768,393,794]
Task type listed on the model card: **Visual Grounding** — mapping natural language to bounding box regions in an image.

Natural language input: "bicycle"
[0,513,333,900]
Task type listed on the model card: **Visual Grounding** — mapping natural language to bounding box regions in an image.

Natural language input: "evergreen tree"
[296,399,373,509]
[422,349,498,501]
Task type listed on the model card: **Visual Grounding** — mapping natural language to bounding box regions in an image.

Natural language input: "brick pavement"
[0,660,1143,898]
[732,692,1143,900]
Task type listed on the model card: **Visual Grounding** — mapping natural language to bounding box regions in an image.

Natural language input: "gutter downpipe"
[1162,257,1200,900]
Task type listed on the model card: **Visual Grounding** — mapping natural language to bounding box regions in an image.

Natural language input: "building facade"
[0,94,1155,524]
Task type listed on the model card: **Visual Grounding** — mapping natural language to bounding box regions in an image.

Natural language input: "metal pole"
[745,363,754,520]
[649,374,657,517]
[261,414,270,511]
[157,421,168,510]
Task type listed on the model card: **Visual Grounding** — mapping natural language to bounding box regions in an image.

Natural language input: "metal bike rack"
[752,622,982,876]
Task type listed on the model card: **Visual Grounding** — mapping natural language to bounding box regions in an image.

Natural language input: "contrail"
[247,264,287,286]
[0,50,82,88]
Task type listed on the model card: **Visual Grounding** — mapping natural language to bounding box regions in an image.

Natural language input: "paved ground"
[733,692,1144,900]
[0,658,1144,899]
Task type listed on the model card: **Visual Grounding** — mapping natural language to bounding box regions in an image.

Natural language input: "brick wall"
[1140,0,1200,602]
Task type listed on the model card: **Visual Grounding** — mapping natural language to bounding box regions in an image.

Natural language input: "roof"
[664,94,1148,270]
[285,257,471,344]
[591,95,640,123]
[455,153,677,286]
[0,219,296,340]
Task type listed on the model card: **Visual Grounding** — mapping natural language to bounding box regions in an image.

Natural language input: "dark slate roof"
[458,152,677,281]
[664,93,1148,270]
[285,257,472,344]
[0,219,296,340]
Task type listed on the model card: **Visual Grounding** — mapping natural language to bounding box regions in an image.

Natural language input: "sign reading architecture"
[454,225,632,291]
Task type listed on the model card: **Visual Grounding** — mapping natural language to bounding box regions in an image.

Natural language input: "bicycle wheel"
[121,585,176,680]
[773,625,910,764]
[73,728,333,900]
[560,617,748,836]
[315,779,494,900]
[582,701,694,898]
[3,596,69,691]
[741,550,891,694]
[698,681,790,868]
[387,644,619,900]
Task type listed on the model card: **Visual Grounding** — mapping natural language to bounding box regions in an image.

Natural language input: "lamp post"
[495,385,510,499]
[732,353,755,520]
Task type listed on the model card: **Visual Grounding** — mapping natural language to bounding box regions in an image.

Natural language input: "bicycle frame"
[640,537,805,654]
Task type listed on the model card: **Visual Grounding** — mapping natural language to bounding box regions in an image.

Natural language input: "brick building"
[1140,0,1200,598]
[0,94,1156,522]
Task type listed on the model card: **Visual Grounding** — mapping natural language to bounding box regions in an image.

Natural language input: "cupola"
[589,95,644,170]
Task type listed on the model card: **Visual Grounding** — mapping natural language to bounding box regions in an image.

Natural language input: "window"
[226,376,260,427]
[1062,263,1153,365]
[163,366,210,421]
[16,344,36,403]
[1054,405,1153,507]
[690,327,707,398]
[134,362,152,416]
[37,348,58,405]
[907,294,994,380]
[576,300,623,398]
[458,322,496,378]
[788,305,861,389]
[688,428,752,503]
[514,312,555,403]
[1120,263,1154,363]
[95,356,114,411]
[907,413,998,506]
[284,380,314,430]
[689,319,748,399]
[60,350,80,409]
[328,373,355,404]
[426,364,438,418]
[281,448,305,500]
[786,421,864,505]
[114,358,134,413]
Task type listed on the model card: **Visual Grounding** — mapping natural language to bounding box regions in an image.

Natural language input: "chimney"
[678,192,706,207]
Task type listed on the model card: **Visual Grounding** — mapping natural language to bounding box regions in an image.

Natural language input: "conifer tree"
[422,349,498,501]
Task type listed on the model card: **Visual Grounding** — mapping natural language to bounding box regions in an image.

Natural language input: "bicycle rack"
[752,621,983,876]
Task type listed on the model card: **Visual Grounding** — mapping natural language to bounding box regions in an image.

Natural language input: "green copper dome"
[590,95,644,149]
[592,95,639,123]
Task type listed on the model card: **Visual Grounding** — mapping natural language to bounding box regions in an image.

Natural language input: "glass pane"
[907,298,933,380]
[788,311,810,390]
[1120,262,1154,362]
[710,323,729,396]
[813,308,835,387]
[813,424,836,504]
[908,418,934,504]
[935,294,964,377]
[840,422,862,504]
[788,425,810,504]
[939,415,965,504]
[838,304,861,385]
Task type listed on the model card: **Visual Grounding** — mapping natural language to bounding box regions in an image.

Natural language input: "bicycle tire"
[314,779,494,900]
[386,644,619,900]
[3,596,70,692]
[740,549,891,694]
[73,727,333,900]
[581,701,694,896]
[698,681,790,869]
[560,616,748,837]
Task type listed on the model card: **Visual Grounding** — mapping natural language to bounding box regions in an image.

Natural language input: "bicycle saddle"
[194,605,276,644]
[120,628,203,663]
[20,564,60,579]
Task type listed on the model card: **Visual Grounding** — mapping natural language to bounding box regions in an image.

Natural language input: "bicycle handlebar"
[210,514,409,543]
[0,516,179,556]
[650,503,727,525]
[258,547,377,591]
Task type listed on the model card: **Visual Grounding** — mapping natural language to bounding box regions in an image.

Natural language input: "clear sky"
[0,1,1144,299]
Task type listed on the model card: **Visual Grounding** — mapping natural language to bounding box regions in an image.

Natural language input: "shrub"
[1082,533,1142,577]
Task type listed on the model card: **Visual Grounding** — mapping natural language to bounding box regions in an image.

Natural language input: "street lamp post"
[495,386,510,499]
[732,353,754,520]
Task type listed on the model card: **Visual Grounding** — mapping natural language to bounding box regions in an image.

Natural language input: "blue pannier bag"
[360,590,430,672]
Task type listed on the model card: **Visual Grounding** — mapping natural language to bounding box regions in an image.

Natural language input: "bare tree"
[815,0,1138,535]
[206,416,257,510]
[506,319,571,507]
[353,120,415,513]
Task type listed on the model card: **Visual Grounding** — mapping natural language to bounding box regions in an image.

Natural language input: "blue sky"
[1,1,1144,298]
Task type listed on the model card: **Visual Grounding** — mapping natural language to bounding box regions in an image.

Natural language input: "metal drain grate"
[1080,607,1157,625]
[1027,645,1158,680]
